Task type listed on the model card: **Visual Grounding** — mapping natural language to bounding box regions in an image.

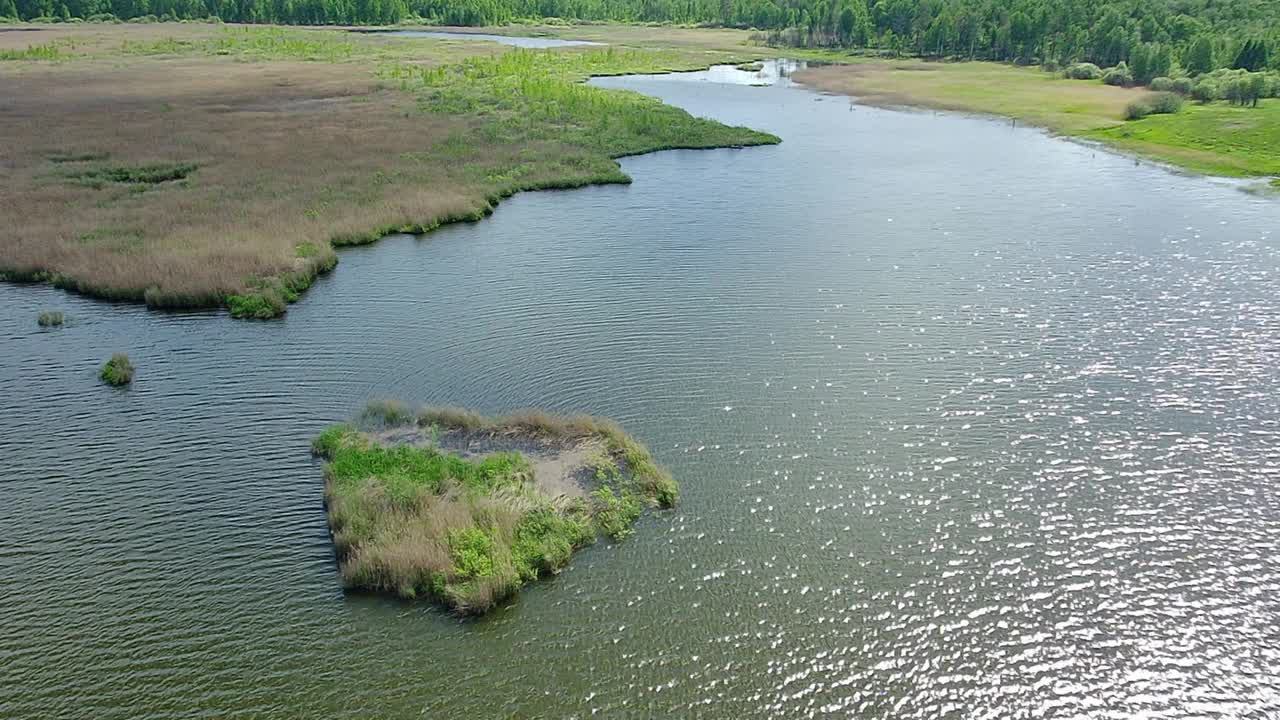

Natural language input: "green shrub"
[1149,76,1175,91]
[449,526,497,579]
[1103,62,1133,86]
[1064,62,1102,80]
[37,310,65,327]
[511,508,593,580]
[1170,77,1194,95]
[1125,91,1183,119]
[1191,79,1220,102]
[592,486,644,540]
[1148,91,1184,113]
[226,289,285,319]
[1125,100,1151,119]
[99,353,134,386]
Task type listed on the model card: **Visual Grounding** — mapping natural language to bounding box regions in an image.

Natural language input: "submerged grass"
[99,352,134,385]
[37,310,65,326]
[313,403,677,614]
[0,24,774,319]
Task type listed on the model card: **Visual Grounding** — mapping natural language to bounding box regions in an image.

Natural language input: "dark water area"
[371,29,601,47]
[2,63,1279,718]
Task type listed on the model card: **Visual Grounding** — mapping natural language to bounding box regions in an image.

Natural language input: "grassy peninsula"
[792,58,1280,181]
[312,402,678,614]
[0,23,775,319]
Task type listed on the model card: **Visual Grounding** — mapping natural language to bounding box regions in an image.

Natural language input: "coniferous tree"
[1184,36,1215,75]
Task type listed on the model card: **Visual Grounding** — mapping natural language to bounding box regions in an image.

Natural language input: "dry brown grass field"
[0,23,766,316]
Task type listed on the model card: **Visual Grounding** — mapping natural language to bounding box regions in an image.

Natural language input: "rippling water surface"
[3,63,1279,719]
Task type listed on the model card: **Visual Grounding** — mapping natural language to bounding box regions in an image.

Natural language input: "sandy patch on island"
[374,427,604,500]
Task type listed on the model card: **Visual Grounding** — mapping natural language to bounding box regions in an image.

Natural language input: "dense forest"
[3,0,1277,74]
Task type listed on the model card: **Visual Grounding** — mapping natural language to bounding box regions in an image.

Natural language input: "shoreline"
[0,39,776,319]
[0,127,778,318]
[790,59,1280,188]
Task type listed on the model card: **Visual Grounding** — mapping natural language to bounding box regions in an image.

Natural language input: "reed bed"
[99,353,134,385]
[1,25,774,318]
[37,310,65,326]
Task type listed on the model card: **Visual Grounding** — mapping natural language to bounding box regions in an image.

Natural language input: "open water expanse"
[2,62,1279,718]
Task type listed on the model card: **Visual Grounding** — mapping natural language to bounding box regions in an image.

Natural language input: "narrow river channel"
[2,61,1278,718]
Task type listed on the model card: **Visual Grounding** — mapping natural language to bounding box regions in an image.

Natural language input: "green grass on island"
[312,401,678,614]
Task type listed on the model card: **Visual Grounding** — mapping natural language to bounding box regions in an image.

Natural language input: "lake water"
[373,29,601,47]
[3,63,1279,718]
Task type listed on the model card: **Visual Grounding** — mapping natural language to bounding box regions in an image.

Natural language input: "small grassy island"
[312,402,678,614]
[99,353,134,386]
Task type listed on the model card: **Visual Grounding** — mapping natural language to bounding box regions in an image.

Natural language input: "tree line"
[4,0,1277,78]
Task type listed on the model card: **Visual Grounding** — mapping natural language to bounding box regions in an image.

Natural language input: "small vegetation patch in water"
[313,402,678,614]
[37,310,65,327]
[99,353,134,386]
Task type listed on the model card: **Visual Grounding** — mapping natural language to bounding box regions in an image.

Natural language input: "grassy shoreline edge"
[313,402,678,615]
[788,57,1279,186]
[0,34,778,319]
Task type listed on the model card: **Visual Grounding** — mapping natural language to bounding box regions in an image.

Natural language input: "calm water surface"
[3,63,1279,719]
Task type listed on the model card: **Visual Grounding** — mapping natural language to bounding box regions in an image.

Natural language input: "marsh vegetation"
[0,24,771,319]
[313,402,677,614]
[99,353,134,385]
[37,310,64,327]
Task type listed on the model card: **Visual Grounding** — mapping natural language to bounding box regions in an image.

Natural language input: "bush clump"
[1185,68,1280,105]
[1125,91,1184,119]
[1191,79,1220,103]
[1103,62,1133,86]
[1146,75,1192,92]
[1064,62,1102,80]
[99,353,134,386]
[314,404,678,614]
[226,289,286,319]
[37,310,65,327]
